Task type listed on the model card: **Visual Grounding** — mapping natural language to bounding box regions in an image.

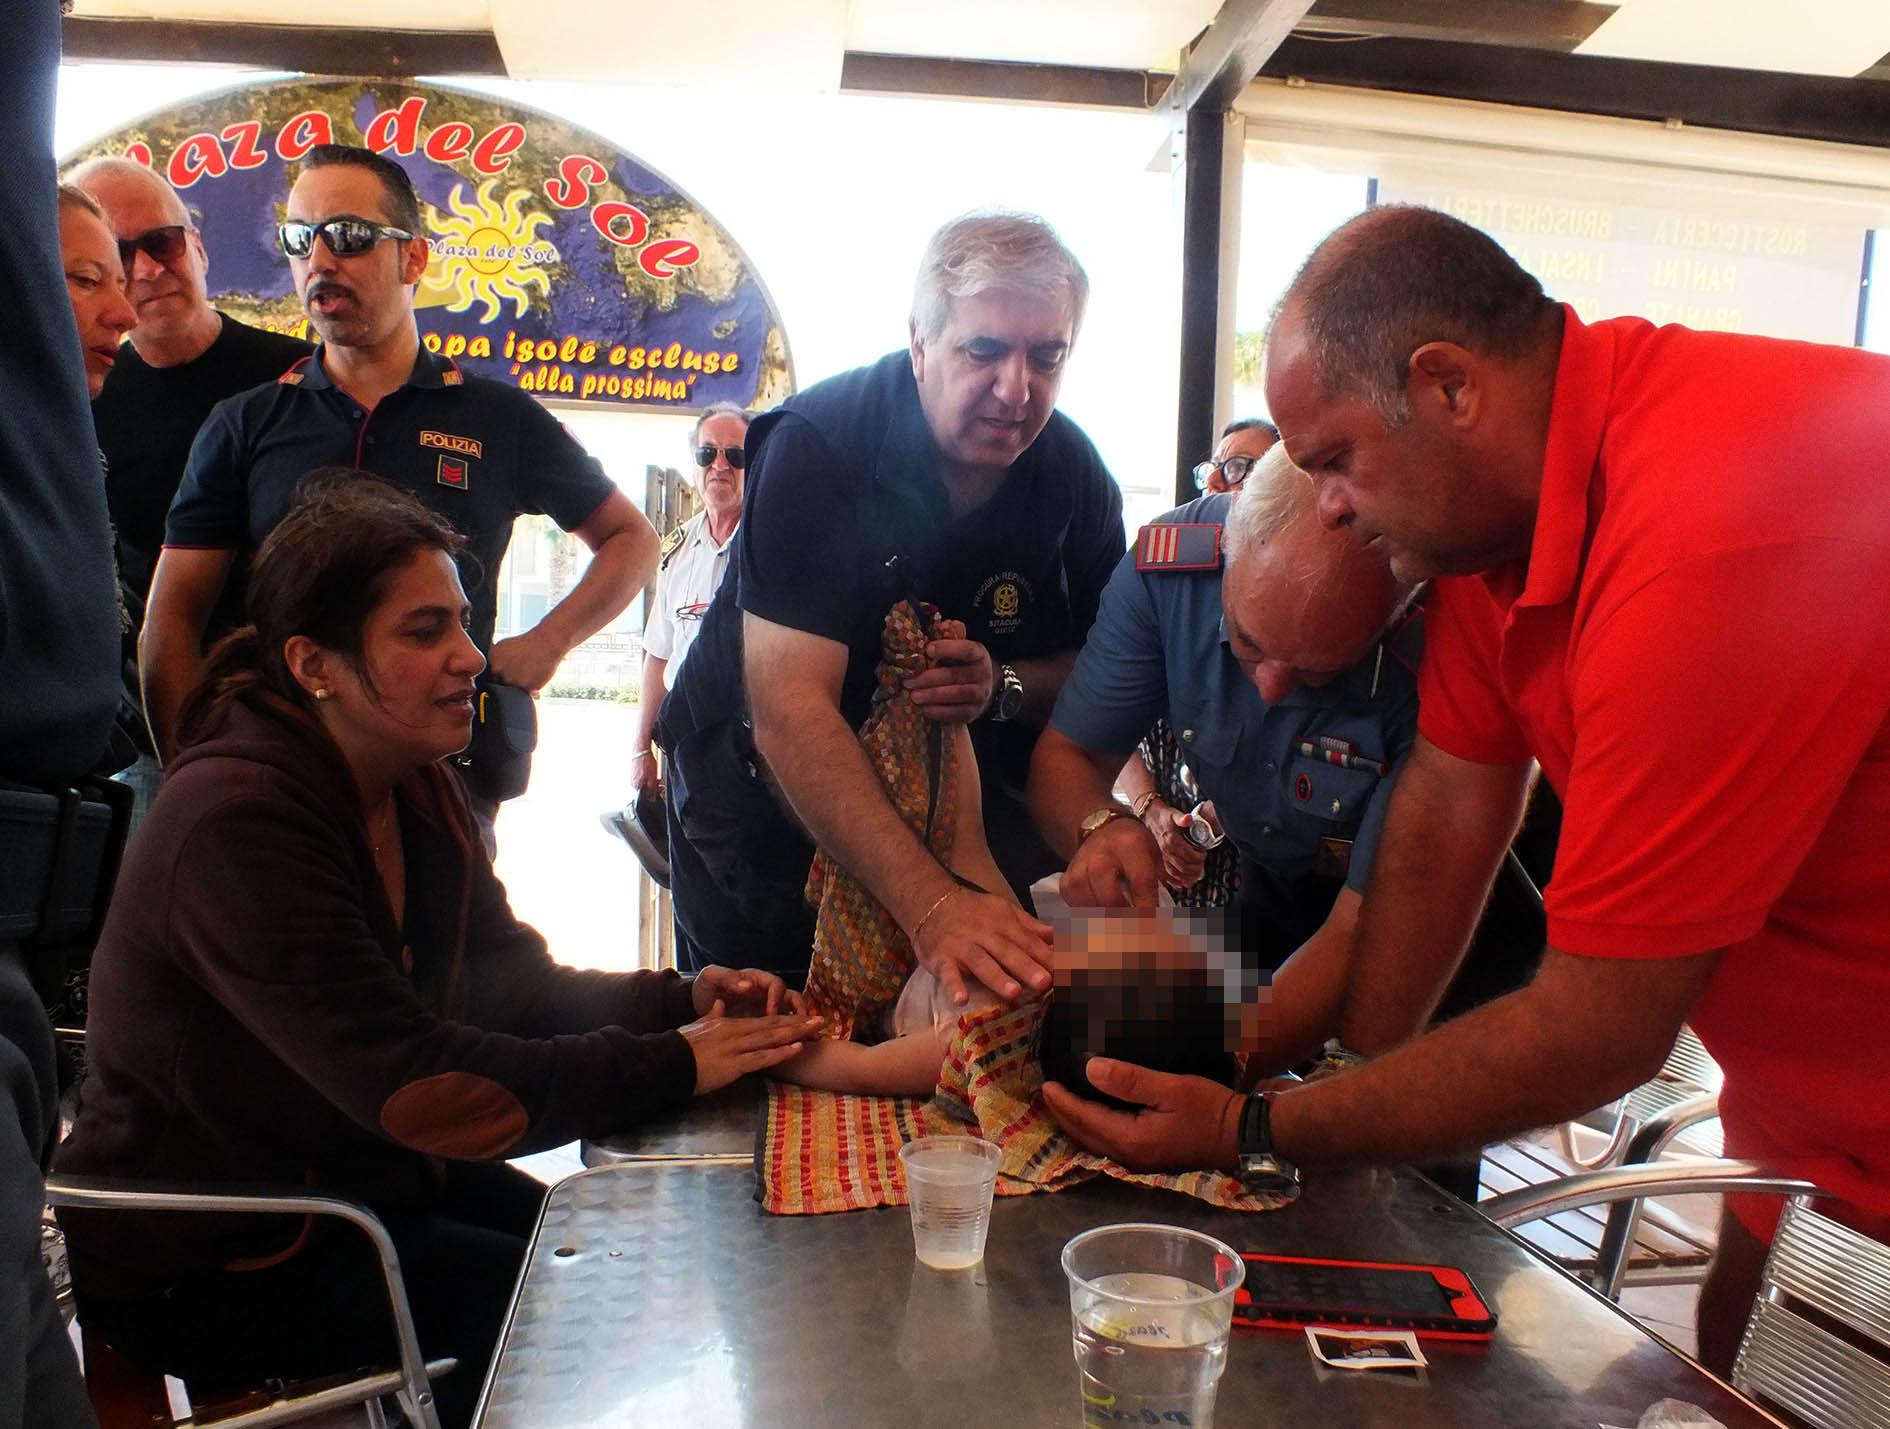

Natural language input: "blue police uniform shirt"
[668,349,1124,791]
[1049,492,1420,891]
[165,345,617,650]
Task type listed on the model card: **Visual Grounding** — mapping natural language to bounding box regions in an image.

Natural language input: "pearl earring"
[314,688,332,701]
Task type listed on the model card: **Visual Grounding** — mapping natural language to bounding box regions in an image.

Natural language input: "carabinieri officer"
[1028,443,1419,980]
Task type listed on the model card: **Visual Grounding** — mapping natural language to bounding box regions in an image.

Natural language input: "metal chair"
[1485,1160,1890,1429]
[45,1174,455,1429]
[1480,1031,1725,1295]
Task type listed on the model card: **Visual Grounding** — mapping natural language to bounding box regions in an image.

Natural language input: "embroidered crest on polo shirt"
[1136,522,1221,572]
[972,570,1034,636]
[436,455,470,490]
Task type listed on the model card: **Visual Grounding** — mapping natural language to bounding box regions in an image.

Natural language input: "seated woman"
[56,477,817,1426]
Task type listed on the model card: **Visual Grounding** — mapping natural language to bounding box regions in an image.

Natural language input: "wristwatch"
[988,663,1025,723]
[1077,806,1132,845]
[1236,1091,1302,1199]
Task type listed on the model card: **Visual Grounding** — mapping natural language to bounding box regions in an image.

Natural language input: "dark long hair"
[175,472,466,749]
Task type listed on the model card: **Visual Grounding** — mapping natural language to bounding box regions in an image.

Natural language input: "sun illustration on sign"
[419,180,558,323]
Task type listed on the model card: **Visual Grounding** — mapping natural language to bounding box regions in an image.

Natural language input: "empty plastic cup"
[1062,1223,1245,1428]
[897,1136,1002,1270]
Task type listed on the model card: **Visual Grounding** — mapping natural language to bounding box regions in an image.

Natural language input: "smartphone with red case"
[1231,1251,1497,1339]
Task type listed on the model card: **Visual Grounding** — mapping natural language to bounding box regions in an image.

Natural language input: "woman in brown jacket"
[58,476,817,1425]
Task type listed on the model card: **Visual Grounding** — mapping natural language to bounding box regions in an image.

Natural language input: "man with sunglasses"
[68,158,313,803]
[603,403,748,867]
[142,145,657,768]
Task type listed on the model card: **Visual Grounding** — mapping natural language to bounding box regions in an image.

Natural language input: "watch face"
[1238,1156,1302,1200]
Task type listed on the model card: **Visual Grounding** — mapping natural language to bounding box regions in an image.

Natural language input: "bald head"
[1272,205,1555,424]
[1220,444,1410,705]
[66,157,218,364]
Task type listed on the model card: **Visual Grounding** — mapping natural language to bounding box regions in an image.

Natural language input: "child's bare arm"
[772,1027,950,1097]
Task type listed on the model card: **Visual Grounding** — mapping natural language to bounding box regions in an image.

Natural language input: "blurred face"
[692,411,748,522]
[1221,514,1401,706]
[1265,313,1508,582]
[1199,424,1278,494]
[284,164,427,351]
[60,204,137,397]
[910,287,1073,477]
[313,549,486,769]
[77,167,210,342]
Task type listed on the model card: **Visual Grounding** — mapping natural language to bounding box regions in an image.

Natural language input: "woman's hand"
[680,1002,824,1094]
[692,965,807,1018]
[1140,798,1209,889]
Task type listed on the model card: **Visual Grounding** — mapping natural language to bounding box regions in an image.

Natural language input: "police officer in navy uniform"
[141,144,658,764]
[659,211,1124,998]
[1029,442,1420,1027]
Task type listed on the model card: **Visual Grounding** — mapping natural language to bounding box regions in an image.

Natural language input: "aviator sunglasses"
[694,444,747,470]
[1192,453,1258,490]
[117,224,192,269]
[277,216,416,259]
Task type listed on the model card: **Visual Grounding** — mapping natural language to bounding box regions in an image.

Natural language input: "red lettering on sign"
[123,142,153,167]
[423,122,473,163]
[168,133,228,189]
[638,238,700,279]
[544,154,609,210]
[592,201,650,247]
[220,121,269,171]
[365,96,427,156]
[276,111,334,161]
[469,122,525,176]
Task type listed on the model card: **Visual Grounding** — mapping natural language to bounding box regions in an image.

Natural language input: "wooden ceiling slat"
[59,17,506,76]
[1262,33,1890,149]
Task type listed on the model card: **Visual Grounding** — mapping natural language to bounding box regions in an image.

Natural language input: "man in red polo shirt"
[1045,204,1890,1371]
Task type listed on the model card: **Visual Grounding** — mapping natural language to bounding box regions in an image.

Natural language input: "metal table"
[580,1080,758,1166]
[476,1159,1783,1427]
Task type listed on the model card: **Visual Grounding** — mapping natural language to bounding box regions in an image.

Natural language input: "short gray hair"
[692,401,749,445]
[1274,205,1554,425]
[1220,444,1312,564]
[66,155,192,226]
[911,210,1089,342]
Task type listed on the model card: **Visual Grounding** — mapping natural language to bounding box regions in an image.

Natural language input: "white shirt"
[643,509,738,687]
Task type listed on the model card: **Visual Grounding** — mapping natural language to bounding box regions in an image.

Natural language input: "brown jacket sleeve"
[164,788,697,1159]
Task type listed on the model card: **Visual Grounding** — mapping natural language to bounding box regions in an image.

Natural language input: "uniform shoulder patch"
[1135,521,1221,572]
[658,522,688,570]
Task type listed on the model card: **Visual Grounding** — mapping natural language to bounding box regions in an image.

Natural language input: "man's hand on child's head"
[913,887,1053,1006]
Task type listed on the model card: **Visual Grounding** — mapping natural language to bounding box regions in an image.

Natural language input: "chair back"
[1734,1196,1890,1429]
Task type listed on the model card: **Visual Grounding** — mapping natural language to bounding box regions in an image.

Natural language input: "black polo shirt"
[670,350,1124,791]
[165,345,616,648]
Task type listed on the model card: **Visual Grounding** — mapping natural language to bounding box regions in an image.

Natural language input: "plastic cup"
[1062,1223,1245,1429]
[897,1136,1002,1270]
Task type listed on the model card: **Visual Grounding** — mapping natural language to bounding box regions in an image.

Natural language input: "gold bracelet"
[912,886,961,942]
[1130,790,1160,821]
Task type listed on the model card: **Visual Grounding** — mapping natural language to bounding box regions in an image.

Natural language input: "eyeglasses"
[117,224,191,269]
[694,444,747,470]
[277,216,416,259]
[1192,454,1257,491]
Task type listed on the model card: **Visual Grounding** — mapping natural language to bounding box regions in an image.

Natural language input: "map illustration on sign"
[67,77,795,411]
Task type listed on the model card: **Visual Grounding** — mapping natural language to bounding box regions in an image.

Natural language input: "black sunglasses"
[694,444,747,470]
[1192,454,1258,490]
[277,216,416,259]
[117,224,191,269]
